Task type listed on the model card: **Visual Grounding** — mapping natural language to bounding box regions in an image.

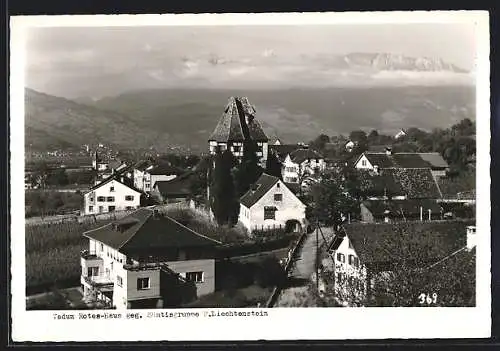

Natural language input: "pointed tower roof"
[209,97,268,143]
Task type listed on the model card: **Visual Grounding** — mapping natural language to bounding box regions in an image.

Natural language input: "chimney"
[385,147,392,156]
[466,226,476,251]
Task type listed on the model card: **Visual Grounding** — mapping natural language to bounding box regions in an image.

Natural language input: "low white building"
[239,173,307,233]
[83,176,141,215]
[81,208,220,309]
[282,148,326,186]
[320,230,366,306]
[133,161,183,193]
[353,149,449,178]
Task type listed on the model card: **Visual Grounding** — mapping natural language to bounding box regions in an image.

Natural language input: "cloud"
[227,66,254,77]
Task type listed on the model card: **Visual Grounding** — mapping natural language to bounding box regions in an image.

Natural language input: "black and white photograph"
[10,11,490,341]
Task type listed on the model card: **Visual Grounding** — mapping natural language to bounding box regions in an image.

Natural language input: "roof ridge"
[163,213,222,245]
[118,208,154,250]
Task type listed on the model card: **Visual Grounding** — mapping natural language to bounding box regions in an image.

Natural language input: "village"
[25,96,477,310]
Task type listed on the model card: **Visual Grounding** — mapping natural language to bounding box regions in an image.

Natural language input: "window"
[99,206,104,213]
[110,186,115,192]
[89,196,94,202]
[145,183,150,189]
[97,196,105,202]
[137,277,150,290]
[108,206,116,212]
[117,276,123,287]
[88,206,94,213]
[125,195,134,201]
[185,271,204,283]
[87,267,98,277]
[274,194,283,202]
[337,253,345,263]
[100,243,104,251]
[264,207,276,220]
[361,159,367,166]
[107,196,115,202]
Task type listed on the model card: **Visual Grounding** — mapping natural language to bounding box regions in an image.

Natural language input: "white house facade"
[81,208,219,309]
[239,173,307,233]
[320,231,367,306]
[83,178,141,215]
[282,149,326,185]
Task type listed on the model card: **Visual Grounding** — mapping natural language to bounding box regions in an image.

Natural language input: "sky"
[24,23,477,99]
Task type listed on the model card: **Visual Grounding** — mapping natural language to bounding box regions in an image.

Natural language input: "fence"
[25,208,138,226]
[266,230,308,308]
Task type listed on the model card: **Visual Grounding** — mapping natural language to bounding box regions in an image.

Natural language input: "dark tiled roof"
[368,145,391,152]
[148,163,184,176]
[289,148,324,163]
[361,199,442,218]
[83,207,220,254]
[418,153,449,169]
[268,144,304,160]
[240,173,280,208]
[360,173,405,198]
[383,168,441,199]
[362,153,396,168]
[87,166,140,193]
[361,152,448,170]
[344,220,472,266]
[154,172,193,198]
[208,97,268,143]
[134,160,154,172]
[284,182,301,195]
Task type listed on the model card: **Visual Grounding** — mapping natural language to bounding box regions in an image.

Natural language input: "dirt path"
[275,227,335,307]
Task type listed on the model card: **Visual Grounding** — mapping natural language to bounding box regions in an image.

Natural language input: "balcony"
[83,274,114,291]
[81,250,101,260]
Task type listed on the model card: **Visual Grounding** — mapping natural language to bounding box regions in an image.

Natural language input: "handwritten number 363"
[419,293,438,305]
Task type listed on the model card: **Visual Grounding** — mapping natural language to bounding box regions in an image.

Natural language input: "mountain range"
[25,85,475,153]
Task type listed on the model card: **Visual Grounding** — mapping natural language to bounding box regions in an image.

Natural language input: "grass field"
[25,219,115,294]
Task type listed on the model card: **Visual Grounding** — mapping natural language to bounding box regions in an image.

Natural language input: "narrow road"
[275,227,335,307]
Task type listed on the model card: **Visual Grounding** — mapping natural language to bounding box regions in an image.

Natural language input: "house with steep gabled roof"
[239,173,306,234]
[320,220,474,306]
[132,160,184,193]
[83,173,142,215]
[151,172,195,204]
[208,96,269,167]
[282,148,326,187]
[354,149,449,178]
[81,207,221,309]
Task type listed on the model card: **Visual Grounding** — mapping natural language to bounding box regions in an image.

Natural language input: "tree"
[310,169,358,227]
[317,222,475,307]
[210,149,239,226]
[310,134,331,152]
[349,130,368,154]
[265,152,282,179]
[234,139,263,197]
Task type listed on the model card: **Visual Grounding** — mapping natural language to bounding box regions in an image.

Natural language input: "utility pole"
[316,219,320,292]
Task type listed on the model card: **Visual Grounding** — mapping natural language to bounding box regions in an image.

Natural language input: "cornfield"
[26,219,114,293]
